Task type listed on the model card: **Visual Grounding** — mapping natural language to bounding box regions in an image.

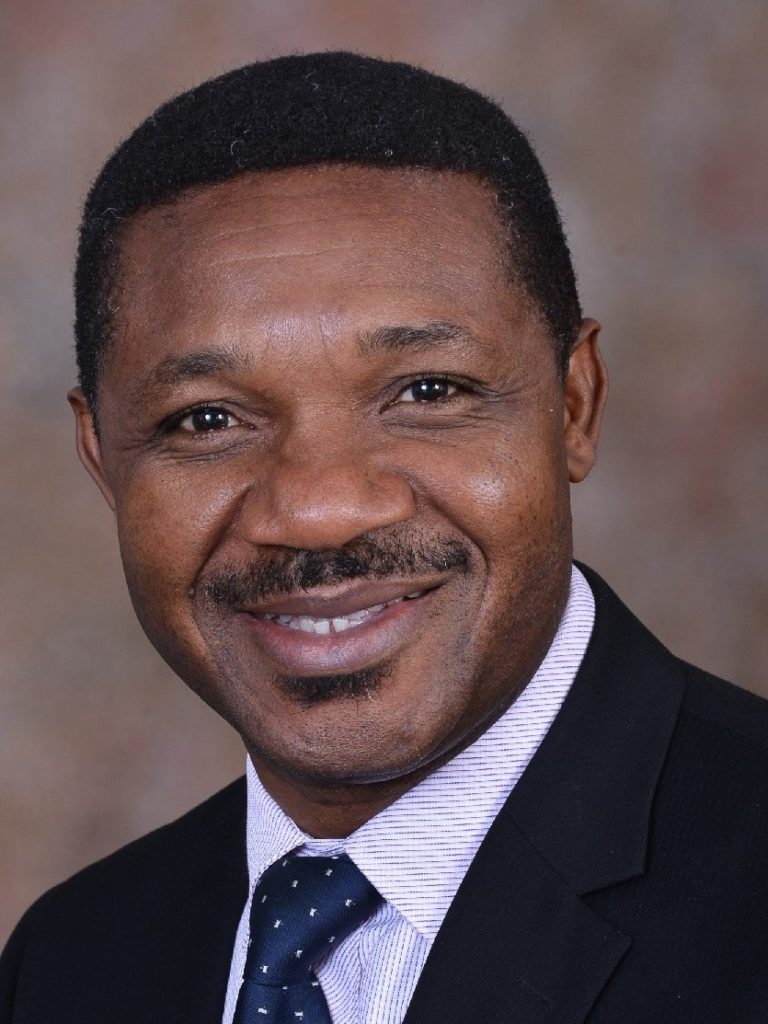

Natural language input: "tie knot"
[245,854,381,985]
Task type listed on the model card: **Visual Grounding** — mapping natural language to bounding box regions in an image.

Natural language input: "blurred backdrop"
[2,0,767,940]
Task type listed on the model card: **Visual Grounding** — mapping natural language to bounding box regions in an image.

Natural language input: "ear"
[67,387,117,512]
[563,318,608,483]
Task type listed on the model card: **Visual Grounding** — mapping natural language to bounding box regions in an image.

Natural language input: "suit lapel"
[403,812,630,1024]
[404,569,685,1024]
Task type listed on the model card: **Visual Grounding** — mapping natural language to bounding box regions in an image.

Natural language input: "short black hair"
[75,51,582,409]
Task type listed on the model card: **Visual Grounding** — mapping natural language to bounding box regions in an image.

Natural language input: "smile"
[237,581,440,675]
[257,591,425,635]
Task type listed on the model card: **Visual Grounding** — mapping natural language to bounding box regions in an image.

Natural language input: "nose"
[236,449,417,550]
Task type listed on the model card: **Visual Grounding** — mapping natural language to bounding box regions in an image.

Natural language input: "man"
[1,51,766,1024]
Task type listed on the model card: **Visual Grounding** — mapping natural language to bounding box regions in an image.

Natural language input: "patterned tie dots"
[233,854,382,1023]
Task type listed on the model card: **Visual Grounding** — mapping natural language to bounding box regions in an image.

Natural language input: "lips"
[235,579,440,675]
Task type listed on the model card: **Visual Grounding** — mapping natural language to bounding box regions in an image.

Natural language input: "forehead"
[109,165,535,376]
[121,163,509,256]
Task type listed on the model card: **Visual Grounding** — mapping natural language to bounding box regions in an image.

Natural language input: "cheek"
[406,425,569,555]
[113,463,242,617]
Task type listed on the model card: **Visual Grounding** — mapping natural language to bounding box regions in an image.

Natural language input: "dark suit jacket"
[2,567,768,1023]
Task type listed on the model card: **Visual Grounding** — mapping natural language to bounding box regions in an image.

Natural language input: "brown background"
[1,0,767,942]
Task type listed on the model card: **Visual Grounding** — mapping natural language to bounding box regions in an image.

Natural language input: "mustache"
[203,534,470,606]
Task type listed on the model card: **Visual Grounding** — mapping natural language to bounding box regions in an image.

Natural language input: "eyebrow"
[148,348,250,388]
[125,347,252,411]
[357,320,475,356]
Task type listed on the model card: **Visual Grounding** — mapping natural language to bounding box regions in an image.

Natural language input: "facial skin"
[69,165,607,837]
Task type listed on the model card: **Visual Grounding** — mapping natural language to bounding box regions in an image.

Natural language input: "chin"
[245,693,475,793]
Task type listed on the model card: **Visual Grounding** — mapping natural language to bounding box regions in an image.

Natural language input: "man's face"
[72,166,604,800]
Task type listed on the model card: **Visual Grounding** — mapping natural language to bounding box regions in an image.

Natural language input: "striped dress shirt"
[222,564,595,1024]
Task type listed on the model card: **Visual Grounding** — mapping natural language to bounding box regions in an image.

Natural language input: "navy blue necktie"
[232,854,381,1024]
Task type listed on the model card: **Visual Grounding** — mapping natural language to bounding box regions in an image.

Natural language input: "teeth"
[261,591,424,635]
[332,603,384,632]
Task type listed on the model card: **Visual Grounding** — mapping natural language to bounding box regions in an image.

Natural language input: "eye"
[176,406,241,432]
[397,377,459,403]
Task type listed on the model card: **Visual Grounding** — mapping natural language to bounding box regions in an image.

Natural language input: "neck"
[248,755,445,838]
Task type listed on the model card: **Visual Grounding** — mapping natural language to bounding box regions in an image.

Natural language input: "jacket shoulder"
[29,775,247,913]
[680,660,768,749]
[0,777,247,1021]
